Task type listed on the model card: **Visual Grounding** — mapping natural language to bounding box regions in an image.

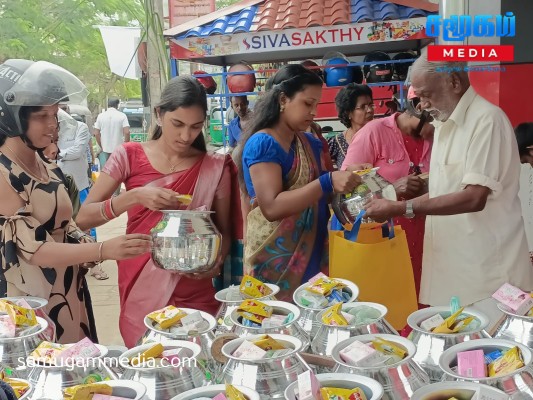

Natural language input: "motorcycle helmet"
[392,52,416,81]
[300,60,324,81]
[0,59,88,149]
[193,70,217,94]
[363,51,393,83]
[227,62,256,93]
[323,52,352,87]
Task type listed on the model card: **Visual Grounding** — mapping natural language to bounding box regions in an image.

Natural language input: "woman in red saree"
[234,65,361,301]
[77,76,242,347]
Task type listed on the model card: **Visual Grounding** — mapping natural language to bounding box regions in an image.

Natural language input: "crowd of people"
[0,48,532,346]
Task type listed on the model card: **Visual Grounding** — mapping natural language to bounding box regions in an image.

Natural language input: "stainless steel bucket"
[407,306,490,383]
[293,279,359,337]
[26,344,112,399]
[492,303,533,348]
[120,340,207,400]
[331,334,430,399]
[439,338,533,399]
[141,307,218,379]
[411,381,510,400]
[311,302,398,358]
[217,334,310,399]
[230,301,310,350]
[171,384,261,400]
[214,284,279,335]
[284,373,384,400]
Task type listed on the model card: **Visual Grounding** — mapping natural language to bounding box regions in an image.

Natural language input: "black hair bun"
[0,380,16,400]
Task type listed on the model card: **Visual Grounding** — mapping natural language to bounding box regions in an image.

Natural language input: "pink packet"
[0,315,16,338]
[492,283,533,315]
[308,272,328,284]
[13,298,56,342]
[55,337,100,362]
[212,394,228,400]
[457,349,487,378]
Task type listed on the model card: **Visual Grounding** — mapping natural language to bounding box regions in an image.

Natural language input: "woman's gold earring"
[280,105,285,113]
[156,119,162,126]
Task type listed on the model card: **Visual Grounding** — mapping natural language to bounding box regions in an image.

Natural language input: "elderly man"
[364,49,533,329]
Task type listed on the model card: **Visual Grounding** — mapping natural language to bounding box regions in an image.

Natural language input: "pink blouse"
[341,113,432,183]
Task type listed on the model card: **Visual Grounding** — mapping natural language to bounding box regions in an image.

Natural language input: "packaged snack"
[320,387,367,400]
[0,315,16,338]
[371,338,407,360]
[261,315,287,328]
[130,343,164,366]
[3,378,30,398]
[30,341,66,365]
[420,314,445,331]
[180,311,205,332]
[175,194,192,205]
[325,289,344,305]
[226,384,247,400]
[492,283,533,316]
[484,350,503,364]
[239,275,273,299]
[432,308,475,334]
[297,370,321,400]
[241,318,262,328]
[4,302,37,328]
[56,337,101,362]
[232,340,266,360]
[322,304,349,326]
[63,383,113,400]
[212,394,228,400]
[252,335,286,351]
[339,340,382,367]
[146,306,187,329]
[297,291,329,308]
[488,346,524,377]
[457,349,486,378]
[307,278,344,297]
[308,272,328,284]
[236,300,273,324]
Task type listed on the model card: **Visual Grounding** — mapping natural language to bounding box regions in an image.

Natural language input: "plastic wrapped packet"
[236,300,273,324]
[297,290,329,308]
[432,308,476,334]
[320,386,368,400]
[252,335,286,351]
[240,275,273,299]
[129,343,164,367]
[488,346,525,377]
[0,315,16,338]
[322,304,349,326]
[146,306,187,329]
[63,383,113,400]
[371,338,407,360]
[30,342,66,365]
[2,301,37,328]
[347,305,382,326]
[226,384,247,400]
[307,278,345,297]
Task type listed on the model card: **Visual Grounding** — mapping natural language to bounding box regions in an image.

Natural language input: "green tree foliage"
[0,0,144,112]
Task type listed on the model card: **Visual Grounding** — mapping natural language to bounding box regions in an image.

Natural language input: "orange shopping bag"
[329,212,418,330]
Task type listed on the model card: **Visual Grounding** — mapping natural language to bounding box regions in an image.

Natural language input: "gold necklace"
[162,152,187,173]
[4,144,46,181]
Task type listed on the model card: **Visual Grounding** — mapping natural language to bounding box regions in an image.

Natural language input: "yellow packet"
[371,337,407,359]
[63,383,113,400]
[30,341,66,365]
[488,346,525,377]
[226,383,247,400]
[237,299,273,324]
[432,307,469,334]
[0,299,14,313]
[321,303,349,326]
[320,387,368,400]
[147,305,187,329]
[353,168,374,176]
[130,343,165,366]
[4,378,31,398]
[175,194,192,205]
[252,335,286,351]
[5,302,37,328]
[240,275,273,299]
[307,277,344,296]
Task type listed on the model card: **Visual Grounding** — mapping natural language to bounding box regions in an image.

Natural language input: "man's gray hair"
[411,47,468,77]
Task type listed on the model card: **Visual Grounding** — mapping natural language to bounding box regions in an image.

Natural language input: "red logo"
[428,45,514,62]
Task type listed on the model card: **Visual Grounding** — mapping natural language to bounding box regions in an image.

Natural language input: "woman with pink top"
[341,86,434,305]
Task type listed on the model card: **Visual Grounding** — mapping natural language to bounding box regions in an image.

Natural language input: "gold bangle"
[98,242,104,262]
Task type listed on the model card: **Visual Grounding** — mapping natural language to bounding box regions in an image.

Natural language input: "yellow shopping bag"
[329,213,418,330]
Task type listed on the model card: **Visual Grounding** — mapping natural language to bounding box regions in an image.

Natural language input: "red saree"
[103,143,242,347]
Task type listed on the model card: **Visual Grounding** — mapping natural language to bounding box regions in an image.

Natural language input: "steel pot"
[214,284,279,335]
[439,338,533,398]
[151,210,221,274]
[407,306,490,383]
[230,301,310,350]
[332,334,430,399]
[26,344,111,399]
[0,317,48,379]
[120,340,207,400]
[411,381,510,400]
[141,307,218,379]
[217,334,310,399]
[492,303,533,348]
[171,384,260,400]
[293,279,359,337]
[284,372,384,400]
[312,302,398,359]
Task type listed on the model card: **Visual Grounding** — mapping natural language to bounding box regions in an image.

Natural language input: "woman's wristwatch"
[404,200,415,219]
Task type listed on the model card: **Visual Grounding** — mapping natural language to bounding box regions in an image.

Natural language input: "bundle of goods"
[0,378,30,399]
[417,307,480,334]
[337,337,407,368]
[294,274,352,309]
[230,335,292,360]
[192,383,247,400]
[294,370,367,400]
[0,299,41,338]
[321,304,382,327]
[236,299,293,329]
[29,338,102,366]
[146,306,210,335]
[453,346,524,379]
